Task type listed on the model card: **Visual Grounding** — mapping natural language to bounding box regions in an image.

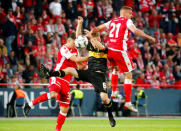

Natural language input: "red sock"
[112,74,118,92]
[124,79,132,102]
[56,112,66,131]
[32,93,49,105]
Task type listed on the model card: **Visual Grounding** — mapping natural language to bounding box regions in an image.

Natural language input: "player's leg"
[114,51,137,112]
[56,82,70,131]
[100,92,116,127]
[24,85,59,115]
[91,72,116,127]
[111,66,119,99]
[56,106,69,131]
[40,64,79,78]
[108,50,119,99]
[123,72,137,112]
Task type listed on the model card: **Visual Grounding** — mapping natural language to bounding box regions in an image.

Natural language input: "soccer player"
[41,16,116,127]
[24,32,88,131]
[92,6,155,112]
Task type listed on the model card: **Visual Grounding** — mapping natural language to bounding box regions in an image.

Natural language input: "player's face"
[68,38,75,48]
[125,10,133,19]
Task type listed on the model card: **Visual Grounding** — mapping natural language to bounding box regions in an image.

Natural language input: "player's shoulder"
[60,45,69,51]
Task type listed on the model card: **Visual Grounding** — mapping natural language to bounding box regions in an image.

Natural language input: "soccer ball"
[75,35,88,48]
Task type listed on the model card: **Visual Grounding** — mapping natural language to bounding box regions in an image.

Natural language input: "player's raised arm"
[76,16,83,37]
[84,29,105,50]
[91,21,110,33]
[127,19,155,43]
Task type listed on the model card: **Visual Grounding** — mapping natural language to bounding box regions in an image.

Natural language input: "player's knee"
[124,72,132,79]
[114,66,119,72]
[50,91,58,98]
[113,67,119,74]
[64,67,75,75]
[100,92,109,103]
[60,106,69,114]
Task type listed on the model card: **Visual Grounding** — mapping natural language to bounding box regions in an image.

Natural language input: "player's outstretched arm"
[70,55,89,63]
[128,25,155,44]
[84,29,105,50]
[76,16,83,37]
[91,24,107,33]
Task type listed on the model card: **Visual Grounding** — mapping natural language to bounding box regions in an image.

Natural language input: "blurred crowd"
[0,0,180,89]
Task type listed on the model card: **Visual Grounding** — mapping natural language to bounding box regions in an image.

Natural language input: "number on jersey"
[109,23,121,38]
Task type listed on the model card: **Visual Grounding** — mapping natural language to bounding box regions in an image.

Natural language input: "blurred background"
[0,0,181,117]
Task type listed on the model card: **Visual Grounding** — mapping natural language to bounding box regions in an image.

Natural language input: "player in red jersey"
[92,6,155,112]
[24,32,88,131]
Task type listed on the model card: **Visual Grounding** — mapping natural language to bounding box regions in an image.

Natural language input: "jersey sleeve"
[104,21,111,29]
[60,46,73,59]
[126,19,136,29]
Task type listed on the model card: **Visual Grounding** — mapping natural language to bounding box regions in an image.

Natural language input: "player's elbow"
[132,28,138,34]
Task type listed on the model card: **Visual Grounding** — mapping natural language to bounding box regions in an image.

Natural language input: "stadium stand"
[0,0,180,89]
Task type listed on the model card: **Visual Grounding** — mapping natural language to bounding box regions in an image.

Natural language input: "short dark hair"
[69,32,76,40]
[121,6,133,11]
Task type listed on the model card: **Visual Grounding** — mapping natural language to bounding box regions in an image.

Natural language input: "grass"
[0,118,181,131]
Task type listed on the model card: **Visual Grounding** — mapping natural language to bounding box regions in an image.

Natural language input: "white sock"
[29,102,34,108]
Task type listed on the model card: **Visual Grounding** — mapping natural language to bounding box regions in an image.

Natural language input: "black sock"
[49,70,65,77]
[104,101,113,118]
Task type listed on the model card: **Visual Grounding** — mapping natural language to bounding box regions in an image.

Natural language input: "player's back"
[108,17,130,51]
[53,45,78,82]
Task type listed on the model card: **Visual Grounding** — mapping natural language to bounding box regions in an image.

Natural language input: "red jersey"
[53,45,78,82]
[105,17,135,51]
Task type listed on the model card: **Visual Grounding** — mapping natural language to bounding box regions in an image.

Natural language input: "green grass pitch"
[0,119,181,131]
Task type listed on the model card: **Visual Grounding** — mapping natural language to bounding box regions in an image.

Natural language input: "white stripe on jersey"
[55,56,66,71]
[123,28,128,50]
[121,51,133,72]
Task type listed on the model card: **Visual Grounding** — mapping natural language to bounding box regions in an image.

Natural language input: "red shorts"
[108,49,134,73]
[49,77,70,107]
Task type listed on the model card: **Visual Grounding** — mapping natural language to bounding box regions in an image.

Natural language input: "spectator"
[0,65,6,83]
[148,9,162,36]
[135,73,149,89]
[1,18,17,54]
[22,65,35,83]
[6,63,13,78]
[54,17,66,36]
[8,51,17,71]
[23,0,36,12]
[66,1,77,21]
[24,29,35,46]
[0,39,8,58]
[160,64,175,85]
[46,18,55,35]
[24,41,36,66]
[103,0,113,19]
[7,8,16,25]
[16,25,25,60]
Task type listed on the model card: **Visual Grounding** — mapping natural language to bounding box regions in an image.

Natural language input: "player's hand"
[84,29,92,38]
[91,27,98,34]
[77,16,83,24]
[148,37,156,44]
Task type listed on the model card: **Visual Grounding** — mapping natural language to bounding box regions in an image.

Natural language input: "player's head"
[91,32,101,42]
[120,6,133,19]
[67,32,76,48]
